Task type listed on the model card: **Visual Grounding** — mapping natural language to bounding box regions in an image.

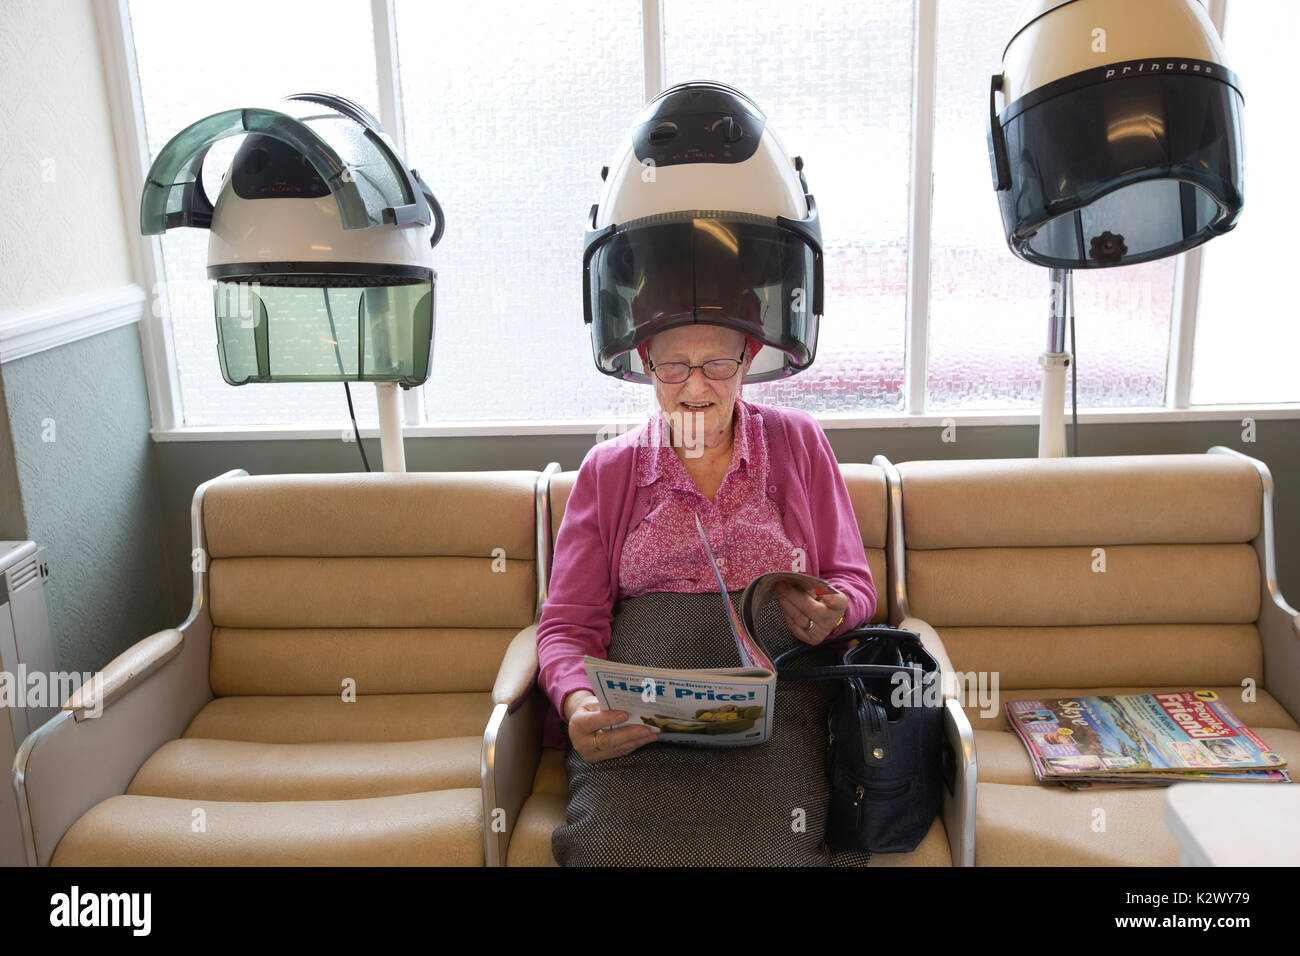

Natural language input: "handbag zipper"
[847,780,909,806]
[833,762,912,800]
[862,780,910,799]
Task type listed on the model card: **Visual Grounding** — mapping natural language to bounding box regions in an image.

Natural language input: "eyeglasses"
[647,345,746,385]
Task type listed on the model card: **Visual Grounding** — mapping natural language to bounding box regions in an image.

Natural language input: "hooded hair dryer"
[988,0,1244,269]
[141,92,446,470]
[583,81,823,384]
[986,0,1244,458]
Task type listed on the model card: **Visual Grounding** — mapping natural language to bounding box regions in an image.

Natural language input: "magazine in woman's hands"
[582,513,840,747]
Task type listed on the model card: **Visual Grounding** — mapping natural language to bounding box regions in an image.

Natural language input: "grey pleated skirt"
[551,589,873,866]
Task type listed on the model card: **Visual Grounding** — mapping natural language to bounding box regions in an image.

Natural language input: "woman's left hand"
[773,582,848,645]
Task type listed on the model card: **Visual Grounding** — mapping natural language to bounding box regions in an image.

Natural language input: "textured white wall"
[0,0,134,313]
[0,2,175,675]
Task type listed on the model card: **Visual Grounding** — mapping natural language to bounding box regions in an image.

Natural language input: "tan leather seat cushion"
[53,694,498,865]
[908,544,1260,628]
[867,817,952,866]
[898,454,1261,550]
[509,793,568,867]
[128,737,482,800]
[210,627,518,696]
[506,750,952,866]
[203,470,539,558]
[937,624,1263,690]
[509,750,565,867]
[51,790,482,866]
[975,783,1180,866]
[209,556,537,630]
[182,692,495,743]
[967,688,1300,865]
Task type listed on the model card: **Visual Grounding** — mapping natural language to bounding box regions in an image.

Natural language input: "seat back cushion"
[897,454,1263,689]
[203,471,539,696]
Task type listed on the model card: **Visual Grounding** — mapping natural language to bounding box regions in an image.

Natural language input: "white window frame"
[91,0,1298,442]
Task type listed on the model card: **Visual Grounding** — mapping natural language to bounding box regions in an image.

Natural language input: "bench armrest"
[481,690,545,867]
[941,697,977,867]
[899,616,958,701]
[62,628,183,720]
[484,622,545,866]
[900,619,975,864]
[492,624,540,711]
[13,613,214,866]
[1208,446,1300,722]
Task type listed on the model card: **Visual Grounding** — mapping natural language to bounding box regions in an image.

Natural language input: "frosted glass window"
[926,0,1175,411]
[661,0,912,413]
[128,0,383,428]
[126,0,1281,433]
[1191,0,1300,405]
[396,0,649,424]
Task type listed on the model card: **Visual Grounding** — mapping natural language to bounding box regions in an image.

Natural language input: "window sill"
[148,403,1300,441]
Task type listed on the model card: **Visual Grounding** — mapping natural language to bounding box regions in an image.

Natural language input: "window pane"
[662,0,913,413]
[129,0,383,427]
[1191,0,1300,405]
[397,0,648,424]
[927,0,1175,411]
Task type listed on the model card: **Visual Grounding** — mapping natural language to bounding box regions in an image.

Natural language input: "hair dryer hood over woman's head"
[583,81,824,383]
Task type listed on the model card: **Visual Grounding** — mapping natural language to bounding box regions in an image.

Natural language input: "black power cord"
[1069,291,1078,458]
[322,289,371,471]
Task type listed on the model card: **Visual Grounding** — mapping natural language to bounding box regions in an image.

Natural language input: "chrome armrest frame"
[481,461,560,867]
[872,454,912,621]
[942,698,977,867]
[1208,446,1300,721]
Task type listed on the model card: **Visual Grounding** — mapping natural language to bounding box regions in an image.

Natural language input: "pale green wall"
[0,380,26,539]
[0,325,176,675]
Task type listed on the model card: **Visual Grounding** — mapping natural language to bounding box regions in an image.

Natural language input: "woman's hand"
[774,582,849,645]
[564,690,658,762]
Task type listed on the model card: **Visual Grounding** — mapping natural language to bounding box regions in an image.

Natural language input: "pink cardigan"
[535,399,878,748]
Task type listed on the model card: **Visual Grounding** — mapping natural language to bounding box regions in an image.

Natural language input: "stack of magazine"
[1006,691,1291,789]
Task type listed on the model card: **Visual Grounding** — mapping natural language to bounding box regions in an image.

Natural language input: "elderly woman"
[536,320,878,866]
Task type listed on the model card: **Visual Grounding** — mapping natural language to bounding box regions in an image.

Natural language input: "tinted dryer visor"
[583,209,822,383]
[989,59,1244,267]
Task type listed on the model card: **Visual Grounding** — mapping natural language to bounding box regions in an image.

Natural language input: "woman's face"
[646,325,753,456]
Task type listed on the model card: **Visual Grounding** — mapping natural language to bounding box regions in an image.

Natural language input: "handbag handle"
[774,626,930,684]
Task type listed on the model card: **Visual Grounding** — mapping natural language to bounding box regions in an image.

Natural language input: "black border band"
[999,57,1242,127]
[208,261,433,281]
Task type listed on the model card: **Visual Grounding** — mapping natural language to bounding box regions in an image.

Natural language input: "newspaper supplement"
[584,658,775,747]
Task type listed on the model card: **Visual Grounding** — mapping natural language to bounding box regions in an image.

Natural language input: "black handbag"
[774,625,945,854]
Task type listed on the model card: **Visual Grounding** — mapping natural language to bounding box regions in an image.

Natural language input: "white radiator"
[0,541,56,867]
